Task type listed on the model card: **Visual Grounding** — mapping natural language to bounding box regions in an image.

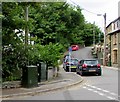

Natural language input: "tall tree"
[2,2,103,81]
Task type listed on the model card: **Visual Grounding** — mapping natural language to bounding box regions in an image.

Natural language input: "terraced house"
[106,17,120,68]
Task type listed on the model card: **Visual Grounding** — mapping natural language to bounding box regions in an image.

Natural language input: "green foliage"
[2,43,26,81]
[82,22,103,46]
[28,2,86,46]
[29,43,63,67]
[2,2,103,81]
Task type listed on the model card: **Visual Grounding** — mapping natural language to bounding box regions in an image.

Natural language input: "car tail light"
[97,64,101,68]
[82,64,87,68]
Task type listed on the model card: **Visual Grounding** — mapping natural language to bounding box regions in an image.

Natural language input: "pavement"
[1,65,83,100]
[101,65,120,71]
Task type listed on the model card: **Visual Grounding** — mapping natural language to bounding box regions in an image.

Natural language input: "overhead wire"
[69,0,99,15]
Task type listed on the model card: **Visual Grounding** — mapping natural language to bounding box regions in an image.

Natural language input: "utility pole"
[97,13,107,66]
[25,6,29,46]
[99,33,101,43]
[24,5,29,65]
[93,21,95,45]
[103,13,107,66]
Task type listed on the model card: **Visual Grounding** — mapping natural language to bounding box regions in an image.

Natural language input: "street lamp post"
[93,21,95,46]
[103,13,107,66]
[97,13,107,66]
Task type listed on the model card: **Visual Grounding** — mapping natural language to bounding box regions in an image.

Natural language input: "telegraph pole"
[103,13,106,66]
[25,6,29,46]
[99,33,101,43]
[93,21,95,45]
[97,13,107,66]
[24,4,29,65]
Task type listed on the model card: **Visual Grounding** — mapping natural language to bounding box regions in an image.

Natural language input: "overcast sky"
[67,0,120,31]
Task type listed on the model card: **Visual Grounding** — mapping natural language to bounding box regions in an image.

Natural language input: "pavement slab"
[1,65,83,99]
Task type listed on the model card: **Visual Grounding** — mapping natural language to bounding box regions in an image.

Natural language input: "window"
[71,59,78,64]
[84,60,98,65]
[114,23,115,30]
[113,50,117,64]
[117,20,120,28]
[117,21,119,27]
[113,33,117,45]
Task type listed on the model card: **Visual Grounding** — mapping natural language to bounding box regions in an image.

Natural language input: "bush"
[38,42,63,67]
[2,42,64,81]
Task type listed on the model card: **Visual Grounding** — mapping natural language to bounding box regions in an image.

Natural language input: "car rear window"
[66,59,78,63]
[71,59,78,63]
[84,60,98,65]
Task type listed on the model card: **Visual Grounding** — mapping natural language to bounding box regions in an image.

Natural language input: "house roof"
[106,16,120,35]
[112,16,120,23]
[106,22,112,28]
[108,28,120,35]
[106,16,120,28]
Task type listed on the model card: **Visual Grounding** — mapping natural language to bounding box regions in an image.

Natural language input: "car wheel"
[66,66,69,72]
[98,72,101,76]
[76,71,79,74]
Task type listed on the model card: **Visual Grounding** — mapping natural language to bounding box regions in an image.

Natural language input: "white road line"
[98,92,104,96]
[85,84,117,96]
[93,90,99,93]
[83,86,87,89]
[86,84,105,91]
[89,86,96,89]
[87,88,93,91]
[86,84,96,88]
[107,96,116,100]
[109,92,117,96]
[96,87,102,91]
[83,84,118,100]
[102,89,109,93]
[86,87,105,96]
[86,84,102,90]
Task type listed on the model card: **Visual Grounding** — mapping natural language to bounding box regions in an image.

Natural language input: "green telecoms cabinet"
[21,65,38,88]
[37,62,47,82]
[41,62,47,81]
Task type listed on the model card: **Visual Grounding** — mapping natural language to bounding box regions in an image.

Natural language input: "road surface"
[8,47,119,101]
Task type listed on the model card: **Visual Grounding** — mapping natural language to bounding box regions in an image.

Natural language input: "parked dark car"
[63,58,79,72]
[76,59,102,76]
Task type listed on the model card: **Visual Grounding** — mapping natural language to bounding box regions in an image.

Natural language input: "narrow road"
[71,47,93,60]
[8,47,119,101]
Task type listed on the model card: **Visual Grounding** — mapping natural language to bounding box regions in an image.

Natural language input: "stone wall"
[118,32,120,68]
[48,67,58,80]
